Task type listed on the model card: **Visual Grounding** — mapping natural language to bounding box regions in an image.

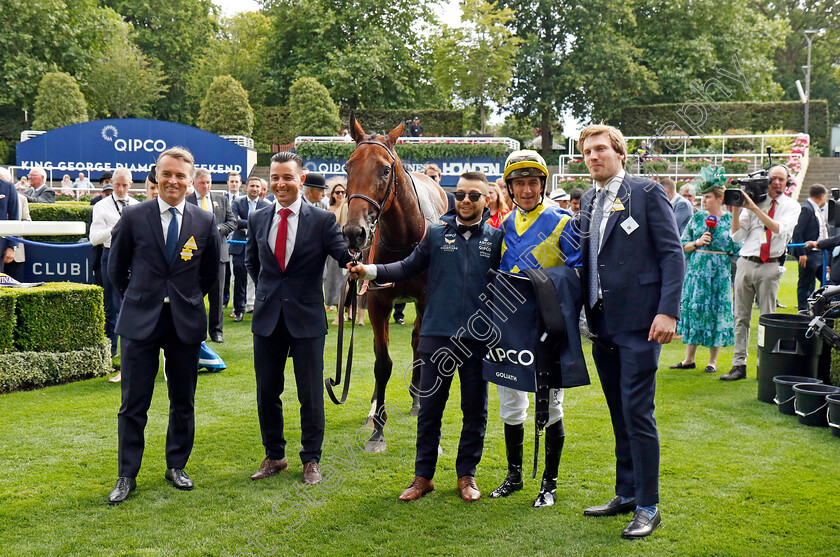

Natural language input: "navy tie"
[165,207,179,263]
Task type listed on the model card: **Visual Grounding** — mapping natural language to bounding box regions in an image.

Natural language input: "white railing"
[295,135,521,152]
[221,135,254,149]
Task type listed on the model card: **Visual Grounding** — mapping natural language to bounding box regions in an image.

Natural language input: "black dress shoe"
[704,365,717,374]
[584,496,637,517]
[233,313,243,322]
[622,508,661,539]
[720,365,746,381]
[395,318,406,325]
[668,362,695,369]
[108,477,136,505]
[210,333,224,343]
[165,468,194,490]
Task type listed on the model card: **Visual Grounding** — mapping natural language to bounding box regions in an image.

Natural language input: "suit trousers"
[223,261,232,307]
[733,257,780,366]
[118,304,201,477]
[414,343,488,480]
[101,248,123,353]
[207,261,225,336]
[796,252,823,311]
[232,253,248,314]
[590,304,660,507]
[253,315,326,464]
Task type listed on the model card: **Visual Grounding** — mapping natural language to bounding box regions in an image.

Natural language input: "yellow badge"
[612,201,625,212]
[180,250,194,261]
[183,236,198,250]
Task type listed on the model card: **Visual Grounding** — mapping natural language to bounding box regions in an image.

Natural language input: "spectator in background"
[549,189,570,210]
[227,172,242,204]
[425,164,455,212]
[22,167,55,204]
[495,178,514,213]
[0,167,20,274]
[660,177,693,235]
[568,188,584,215]
[409,116,424,137]
[91,173,114,206]
[679,184,697,213]
[486,180,510,229]
[230,176,271,322]
[89,168,140,364]
[670,168,741,374]
[258,178,275,203]
[145,171,159,200]
[73,172,92,198]
[60,174,74,197]
[14,176,28,192]
[791,184,829,312]
[303,172,329,209]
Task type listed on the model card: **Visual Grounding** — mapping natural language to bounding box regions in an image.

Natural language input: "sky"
[213,0,462,25]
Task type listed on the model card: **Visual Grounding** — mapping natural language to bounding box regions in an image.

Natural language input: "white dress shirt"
[592,169,626,253]
[158,196,186,244]
[730,193,801,258]
[89,195,139,248]
[268,195,302,268]
[808,198,829,244]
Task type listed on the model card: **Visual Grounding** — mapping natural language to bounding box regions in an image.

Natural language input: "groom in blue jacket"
[350,171,503,503]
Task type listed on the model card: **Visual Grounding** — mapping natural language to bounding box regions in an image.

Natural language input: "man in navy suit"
[106,147,221,504]
[0,176,20,272]
[186,169,237,343]
[246,151,353,485]
[791,184,829,311]
[577,125,684,539]
[230,176,270,321]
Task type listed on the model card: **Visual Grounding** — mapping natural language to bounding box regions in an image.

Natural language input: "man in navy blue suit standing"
[577,125,684,539]
[246,151,353,485]
[106,147,221,504]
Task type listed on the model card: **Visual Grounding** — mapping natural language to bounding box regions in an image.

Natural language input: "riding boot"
[533,419,565,508]
[490,423,524,498]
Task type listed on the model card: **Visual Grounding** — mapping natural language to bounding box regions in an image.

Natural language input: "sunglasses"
[334,190,346,195]
[454,192,485,202]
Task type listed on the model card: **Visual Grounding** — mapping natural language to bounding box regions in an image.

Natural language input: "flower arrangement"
[787,134,809,178]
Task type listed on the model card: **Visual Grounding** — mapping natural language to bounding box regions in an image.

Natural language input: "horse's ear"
[349,112,365,143]
[386,122,404,147]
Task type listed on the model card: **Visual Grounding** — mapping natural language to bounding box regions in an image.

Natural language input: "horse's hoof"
[409,404,420,417]
[364,432,386,453]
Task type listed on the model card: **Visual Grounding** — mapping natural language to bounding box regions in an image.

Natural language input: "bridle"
[346,140,399,229]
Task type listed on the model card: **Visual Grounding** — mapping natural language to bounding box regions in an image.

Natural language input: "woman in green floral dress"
[670,168,742,373]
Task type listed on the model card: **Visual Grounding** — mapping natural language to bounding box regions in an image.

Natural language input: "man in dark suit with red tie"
[245,151,353,485]
[106,147,221,504]
[577,125,684,539]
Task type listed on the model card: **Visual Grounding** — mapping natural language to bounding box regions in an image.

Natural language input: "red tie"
[760,199,776,262]
[275,208,292,271]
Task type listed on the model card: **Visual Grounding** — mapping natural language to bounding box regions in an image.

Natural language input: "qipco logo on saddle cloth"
[483,346,537,392]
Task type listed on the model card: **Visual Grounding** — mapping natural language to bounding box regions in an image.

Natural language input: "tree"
[262,0,446,110]
[754,1,840,122]
[0,0,122,110]
[432,0,521,133]
[288,77,341,138]
[104,0,218,124]
[186,11,272,108]
[82,24,168,119]
[631,0,787,105]
[32,72,89,130]
[499,0,656,156]
[196,76,254,136]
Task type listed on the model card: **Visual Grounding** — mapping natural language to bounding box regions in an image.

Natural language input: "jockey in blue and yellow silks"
[490,149,581,509]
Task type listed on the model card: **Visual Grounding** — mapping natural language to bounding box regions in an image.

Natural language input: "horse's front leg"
[409,301,425,416]
[366,293,391,453]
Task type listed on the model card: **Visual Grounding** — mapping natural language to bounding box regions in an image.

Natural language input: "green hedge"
[0,283,104,353]
[339,109,463,137]
[618,100,829,155]
[27,201,92,243]
[0,341,110,394]
[295,141,510,162]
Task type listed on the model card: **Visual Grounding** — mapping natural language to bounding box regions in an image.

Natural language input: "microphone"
[704,214,719,235]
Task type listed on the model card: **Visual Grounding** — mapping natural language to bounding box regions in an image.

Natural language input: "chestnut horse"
[342,116,448,452]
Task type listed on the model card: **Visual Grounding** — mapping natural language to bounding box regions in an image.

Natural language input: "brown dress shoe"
[398,476,435,501]
[302,461,322,484]
[458,476,481,502]
[250,458,288,481]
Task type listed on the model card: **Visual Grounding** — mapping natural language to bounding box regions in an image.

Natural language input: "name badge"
[620,216,639,235]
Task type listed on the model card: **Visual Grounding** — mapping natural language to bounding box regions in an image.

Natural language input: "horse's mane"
[410,174,445,225]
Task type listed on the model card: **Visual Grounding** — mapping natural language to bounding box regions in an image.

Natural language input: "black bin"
[756,314,823,404]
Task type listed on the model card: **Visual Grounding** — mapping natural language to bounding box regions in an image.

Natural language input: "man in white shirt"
[723,165,801,381]
[89,168,140,361]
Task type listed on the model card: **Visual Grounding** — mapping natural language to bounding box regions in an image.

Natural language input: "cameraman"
[722,165,801,381]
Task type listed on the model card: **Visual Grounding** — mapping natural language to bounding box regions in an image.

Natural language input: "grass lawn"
[1,262,839,556]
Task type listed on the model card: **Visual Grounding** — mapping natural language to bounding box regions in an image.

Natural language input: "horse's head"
[342,114,405,251]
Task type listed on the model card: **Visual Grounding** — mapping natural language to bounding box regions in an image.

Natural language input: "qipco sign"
[17,119,250,182]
